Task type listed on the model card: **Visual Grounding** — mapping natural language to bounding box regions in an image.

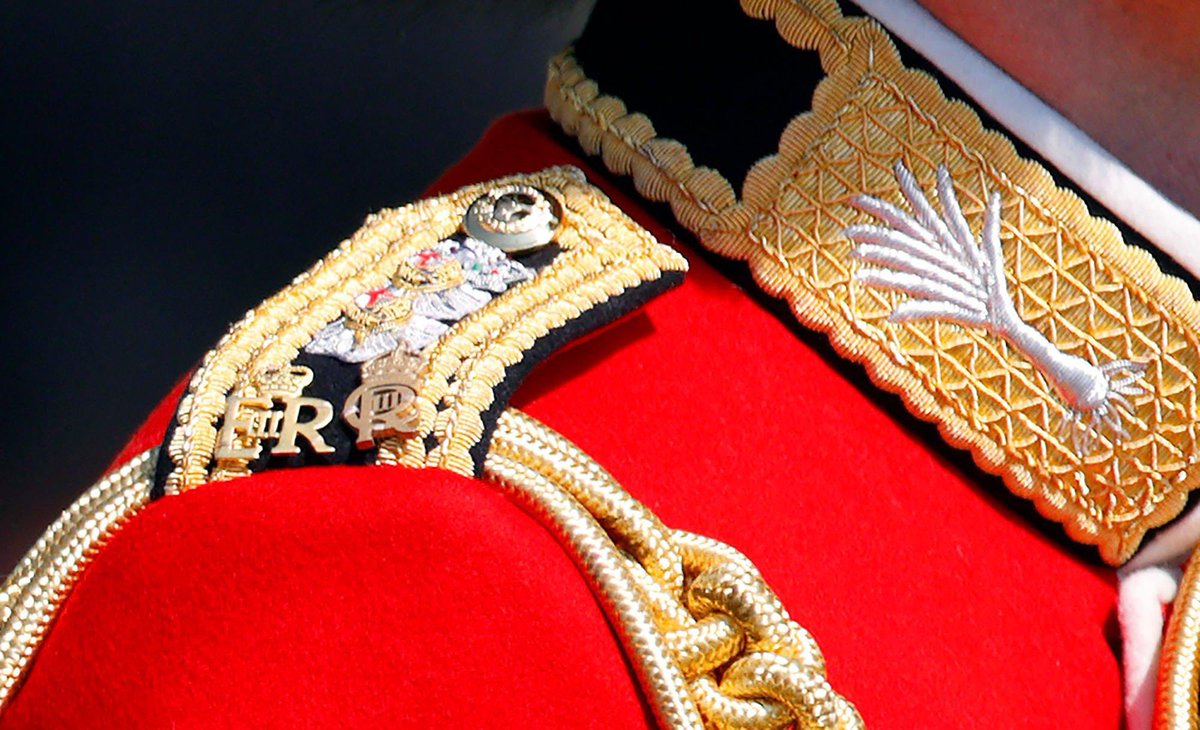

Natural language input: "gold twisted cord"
[486,410,862,729]
[482,451,706,730]
[0,449,156,709]
[1,412,861,729]
[1160,551,1200,729]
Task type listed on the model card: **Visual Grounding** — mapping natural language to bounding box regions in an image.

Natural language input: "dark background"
[1,1,593,567]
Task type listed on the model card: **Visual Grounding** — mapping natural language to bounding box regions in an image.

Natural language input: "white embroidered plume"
[844,161,1146,453]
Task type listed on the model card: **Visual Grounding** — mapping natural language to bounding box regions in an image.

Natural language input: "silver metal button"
[464,184,561,253]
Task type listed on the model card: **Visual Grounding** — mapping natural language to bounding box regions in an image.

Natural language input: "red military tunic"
[6,1,1200,728]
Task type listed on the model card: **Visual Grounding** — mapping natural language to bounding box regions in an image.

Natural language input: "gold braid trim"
[1160,552,1200,729]
[545,0,1200,566]
[0,449,156,710]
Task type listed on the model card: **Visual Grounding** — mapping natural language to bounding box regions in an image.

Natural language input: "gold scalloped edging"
[0,449,156,712]
[164,167,687,491]
[1159,551,1200,729]
[545,0,1200,566]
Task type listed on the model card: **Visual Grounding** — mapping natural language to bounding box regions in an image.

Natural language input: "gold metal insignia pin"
[214,365,335,462]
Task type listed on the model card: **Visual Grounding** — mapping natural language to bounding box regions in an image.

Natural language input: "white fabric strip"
[853,0,1200,281]
[1117,565,1181,730]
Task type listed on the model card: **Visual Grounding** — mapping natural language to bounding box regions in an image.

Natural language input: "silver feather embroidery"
[304,237,532,364]
[845,162,1146,453]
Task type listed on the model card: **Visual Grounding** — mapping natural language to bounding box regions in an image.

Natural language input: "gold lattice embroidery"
[545,1,1200,564]
[164,167,686,492]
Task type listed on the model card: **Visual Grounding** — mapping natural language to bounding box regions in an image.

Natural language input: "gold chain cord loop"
[487,410,863,729]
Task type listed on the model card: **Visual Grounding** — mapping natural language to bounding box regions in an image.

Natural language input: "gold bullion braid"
[486,409,863,730]
[1159,550,1200,729]
[0,449,156,710]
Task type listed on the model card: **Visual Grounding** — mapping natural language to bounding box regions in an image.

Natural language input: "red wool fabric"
[2,111,1122,728]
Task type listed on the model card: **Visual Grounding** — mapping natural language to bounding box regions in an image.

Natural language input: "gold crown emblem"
[250,365,315,399]
[343,295,413,344]
[361,347,422,382]
[343,348,423,448]
[392,256,464,292]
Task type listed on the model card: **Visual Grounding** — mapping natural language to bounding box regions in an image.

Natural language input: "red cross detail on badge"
[362,287,393,308]
[415,250,442,268]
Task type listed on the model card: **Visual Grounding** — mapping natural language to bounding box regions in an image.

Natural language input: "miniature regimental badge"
[155,167,686,495]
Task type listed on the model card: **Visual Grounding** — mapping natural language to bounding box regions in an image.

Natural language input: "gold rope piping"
[486,409,862,729]
[544,1,1200,566]
[1160,552,1200,729]
[482,450,704,729]
[0,449,156,711]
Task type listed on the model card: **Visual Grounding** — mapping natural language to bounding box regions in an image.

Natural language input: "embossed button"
[464,184,561,253]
